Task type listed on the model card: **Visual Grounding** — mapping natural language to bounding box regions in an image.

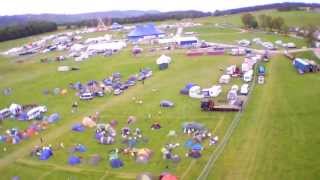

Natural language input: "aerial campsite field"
[0,9,320,180]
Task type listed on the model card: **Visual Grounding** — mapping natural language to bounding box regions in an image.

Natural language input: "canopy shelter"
[128,23,164,41]
[156,55,172,70]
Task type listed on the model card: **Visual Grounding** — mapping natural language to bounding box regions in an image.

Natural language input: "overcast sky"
[0,0,319,15]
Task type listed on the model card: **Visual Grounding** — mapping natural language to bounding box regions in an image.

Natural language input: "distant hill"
[213,2,320,16]
[0,10,160,27]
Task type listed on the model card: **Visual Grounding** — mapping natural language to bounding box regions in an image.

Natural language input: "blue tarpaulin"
[72,123,85,132]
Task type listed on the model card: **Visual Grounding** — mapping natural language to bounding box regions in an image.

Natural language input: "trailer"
[201,98,241,112]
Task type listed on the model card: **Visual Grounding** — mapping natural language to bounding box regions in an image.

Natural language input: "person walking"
[72,101,79,113]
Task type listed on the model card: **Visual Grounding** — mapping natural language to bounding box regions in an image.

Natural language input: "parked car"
[93,91,104,97]
[113,89,122,95]
[80,92,93,100]
[258,76,265,84]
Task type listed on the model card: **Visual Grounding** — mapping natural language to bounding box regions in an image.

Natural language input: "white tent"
[57,66,71,72]
[85,34,112,44]
[75,52,89,62]
[219,75,231,84]
[87,41,126,52]
[70,44,86,52]
[189,86,204,99]
[156,55,172,65]
[226,65,236,75]
[241,63,251,73]
[9,103,22,116]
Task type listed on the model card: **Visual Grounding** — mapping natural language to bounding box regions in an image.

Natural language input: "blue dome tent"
[39,149,53,160]
[17,113,28,121]
[74,144,86,152]
[72,123,85,132]
[110,159,123,168]
[68,155,81,165]
[47,113,60,123]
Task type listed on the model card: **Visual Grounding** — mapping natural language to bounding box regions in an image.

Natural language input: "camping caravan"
[243,70,253,82]
[241,63,251,73]
[156,55,171,70]
[0,108,12,120]
[189,86,204,99]
[201,85,222,98]
[27,106,47,120]
[9,104,22,116]
[230,48,246,56]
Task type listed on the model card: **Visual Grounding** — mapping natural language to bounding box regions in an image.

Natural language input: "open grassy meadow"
[0,10,319,180]
[208,52,320,180]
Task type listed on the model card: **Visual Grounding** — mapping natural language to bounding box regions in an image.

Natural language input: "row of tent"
[180,83,222,99]
[0,120,55,145]
[0,103,56,122]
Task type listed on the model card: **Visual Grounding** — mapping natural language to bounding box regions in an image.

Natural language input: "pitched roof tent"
[128,23,164,40]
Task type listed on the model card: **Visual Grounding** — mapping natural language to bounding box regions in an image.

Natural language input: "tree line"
[213,2,320,16]
[241,13,288,34]
[0,21,57,42]
[66,11,211,28]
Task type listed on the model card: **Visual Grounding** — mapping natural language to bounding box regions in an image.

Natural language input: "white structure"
[70,44,86,52]
[201,85,222,98]
[240,84,249,95]
[27,106,47,120]
[219,75,231,84]
[57,66,71,72]
[243,70,253,82]
[87,41,126,53]
[189,86,204,99]
[9,104,22,116]
[226,65,237,75]
[156,55,172,65]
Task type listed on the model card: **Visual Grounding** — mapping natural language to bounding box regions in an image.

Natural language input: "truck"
[201,98,241,112]
[258,65,265,76]
[293,58,310,73]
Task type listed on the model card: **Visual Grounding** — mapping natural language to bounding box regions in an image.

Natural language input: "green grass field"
[0,10,319,180]
[208,53,320,180]
[0,43,243,179]
[196,10,320,27]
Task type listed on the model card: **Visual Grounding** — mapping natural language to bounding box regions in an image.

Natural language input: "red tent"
[161,174,178,180]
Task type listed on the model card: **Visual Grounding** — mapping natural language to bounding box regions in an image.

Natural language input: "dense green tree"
[0,21,57,42]
[241,13,258,29]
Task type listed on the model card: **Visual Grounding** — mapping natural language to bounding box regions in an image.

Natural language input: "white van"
[240,84,249,95]
[0,108,12,119]
[243,70,253,82]
[258,76,265,84]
